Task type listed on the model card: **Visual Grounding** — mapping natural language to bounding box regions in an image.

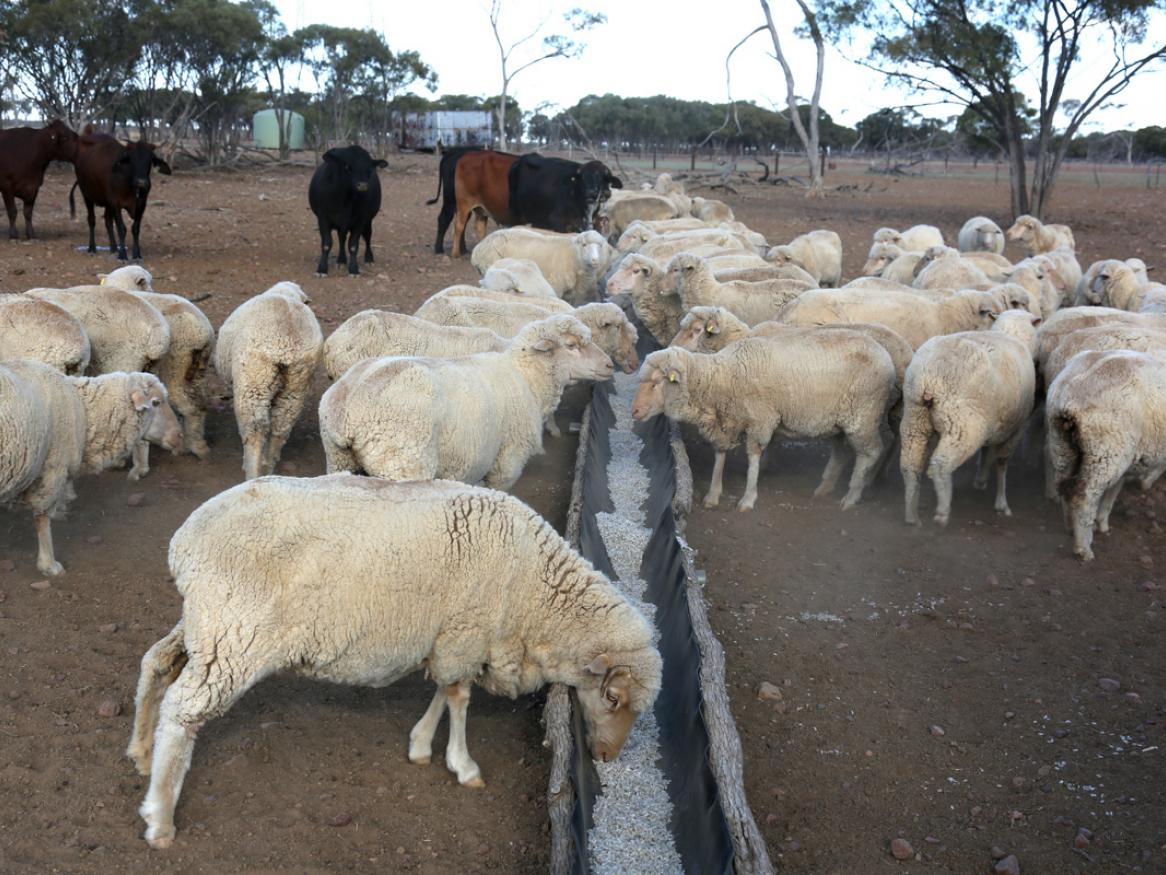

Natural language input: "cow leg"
[362,224,374,263]
[4,190,18,240]
[85,198,98,253]
[346,227,360,275]
[452,204,471,258]
[472,208,488,244]
[22,193,36,239]
[335,228,347,265]
[315,218,332,275]
[130,203,145,260]
[435,199,455,254]
[112,208,129,261]
[103,208,117,255]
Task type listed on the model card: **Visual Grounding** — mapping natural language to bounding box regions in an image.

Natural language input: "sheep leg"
[3,190,16,239]
[443,680,484,787]
[926,444,958,527]
[702,450,727,508]
[544,412,562,439]
[129,440,151,481]
[737,441,765,511]
[407,686,447,766]
[842,427,886,510]
[973,445,997,490]
[813,435,851,499]
[1139,463,1166,492]
[33,512,64,577]
[1097,479,1126,534]
[483,450,526,492]
[899,401,932,525]
[127,621,188,776]
[167,350,210,458]
[263,386,308,475]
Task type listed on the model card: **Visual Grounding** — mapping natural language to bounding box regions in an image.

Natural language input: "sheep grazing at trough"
[958,216,1006,254]
[604,253,686,347]
[615,222,751,260]
[689,196,733,223]
[631,336,896,511]
[778,287,1006,348]
[478,257,558,298]
[213,282,322,480]
[470,228,613,304]
[25,285,170,374]
[98,266,215,458]
[0,360,180,575]
[318,315,613,489]
[1046,349,1166,560]
[665,252,812,326]
[899,310,1039,527]
[873,224,944,252]
[0,296,90,375]
[323,312,508,380]
[126,474,663,849]
[1006,214,1076,255]
[599,192,679,238]
[765,229,843,287]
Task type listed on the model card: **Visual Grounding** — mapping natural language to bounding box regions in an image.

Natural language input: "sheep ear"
[667,367,681,383]
[130,389,150,411]
[532,337,556,352]
[987,311,999,321]
[585,654,611,675]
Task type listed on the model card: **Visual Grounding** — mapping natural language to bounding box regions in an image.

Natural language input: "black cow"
[426,144,482,254]
[308,145,387,276]
[507,155,622,233]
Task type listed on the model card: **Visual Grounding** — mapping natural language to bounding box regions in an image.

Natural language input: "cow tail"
[425,157,444,206]
[69,182,78,219]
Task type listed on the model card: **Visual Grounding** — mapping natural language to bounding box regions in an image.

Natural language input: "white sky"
[276,0,1165,132]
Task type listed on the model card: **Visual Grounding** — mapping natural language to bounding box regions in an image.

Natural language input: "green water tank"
[252,108,305,150]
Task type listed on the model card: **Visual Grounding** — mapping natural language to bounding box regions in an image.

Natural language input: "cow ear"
[153,155,172,175]
[322,149,343,165]
[113,152,131,167]
[607,175,623,189]
[374,159,388,169]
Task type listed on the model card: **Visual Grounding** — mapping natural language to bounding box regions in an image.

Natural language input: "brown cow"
[450,150,520,257]
[69,131,171,261]
[0,120,79,240]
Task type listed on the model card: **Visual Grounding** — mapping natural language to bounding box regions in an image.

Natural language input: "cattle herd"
[1,120,1164,858]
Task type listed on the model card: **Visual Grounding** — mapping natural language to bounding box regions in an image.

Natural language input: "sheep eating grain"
[631,337,895,511]
[666,252,811,326]
[318,314,613,489]
[1,360,180,575]
[765,229,843,287]
[213,281,322,480]
[899,310,1039,527]
[126,474,663,849]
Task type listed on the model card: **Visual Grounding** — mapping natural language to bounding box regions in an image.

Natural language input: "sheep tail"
[921,391,934,408]
[68,182,78,219]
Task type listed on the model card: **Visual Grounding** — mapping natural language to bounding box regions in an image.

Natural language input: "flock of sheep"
[2,163,1162,851]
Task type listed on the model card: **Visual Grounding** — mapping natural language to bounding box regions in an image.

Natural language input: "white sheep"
[1079,259,1149,311]
[1005,262,1060,319]
[1126,258,1151,284]
[478,258,558,298]
[1046,349,1166,560]
[861,242,922,283]
[424,284,572,313]
[323,311,508,380]
[1036,306,1166,371]
[957,216,1005,254]
[1138,284,1166,314]
[1016,249,1081,307]
[1042,322,1166,388]
[0,360,180,575]
[913,247,993,291]
[652,172,693,213]
[127,474,663,849]
[98,266,216,458]
[25,285,170,374]
[666,252,812,326]
[689,196,733,223]
[0,295,91,375]
[1006,215,1075,255]
[873,224,944,252]
[470,228,613,305]
[319,315,613,489]
[631,337,895,511]
[899,311,1039,527]
[604,253,686,346]
[765,230,843,287]
[779,287,1005,348]
[599,193,679,238]
[616,223,749,259]
[213,282,323,480]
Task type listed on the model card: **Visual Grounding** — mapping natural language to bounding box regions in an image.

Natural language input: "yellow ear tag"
[667,369,679,383]
[705,324,715,333]
[99,276,107,285]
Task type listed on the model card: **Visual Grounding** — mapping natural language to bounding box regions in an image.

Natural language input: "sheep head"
[616,221,653,252]
[664,253,706,297]
[989,309,1041,356]
[266,281,311,305]
[576,303,639,373]
[872,227,902,245]
[130,373,183,453]
[632,347,691,421]
[862,242,902,277]
[573,231,610,272]
[605,254,655,297]
[575,648,662,763]
[1006,215,1039,245]
[671,306,732,352]
[99,265,154,291]
[518,314,613,383]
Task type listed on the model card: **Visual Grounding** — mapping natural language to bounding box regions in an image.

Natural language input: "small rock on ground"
[757,682,783,702]
[994,854,1020,874]
[1098,677,1121,692]
[127,493,146,507]
[891,838,913,860]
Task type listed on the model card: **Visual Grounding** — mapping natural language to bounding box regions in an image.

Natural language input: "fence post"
[775,152,780,174]
[820,148,826,179]
[691,146,697,171]
[653,149,657,170]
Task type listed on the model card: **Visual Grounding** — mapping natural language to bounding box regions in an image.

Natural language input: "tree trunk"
[1005,119,1029,218]
[497,88,508,151]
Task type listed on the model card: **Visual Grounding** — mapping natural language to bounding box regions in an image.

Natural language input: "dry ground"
[0,155,1162,874]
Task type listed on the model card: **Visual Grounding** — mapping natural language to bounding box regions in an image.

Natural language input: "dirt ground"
[0,155,1162,874]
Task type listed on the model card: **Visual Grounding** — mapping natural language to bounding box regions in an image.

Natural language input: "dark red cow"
[449,150,521,257]
[0,119,79,240]
[70,132,171,261]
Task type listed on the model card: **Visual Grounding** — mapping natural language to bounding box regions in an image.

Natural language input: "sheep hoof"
[972,479,987,491]
[144,826,175,850]
[128,468,147,482]
[460,775,486,789]
[408,754,431,766]
[933,514,950,527]
[39,560,65,577]
[840,495,860,510]
[1075,548,1095,562]
[189,442,210,460]
[701,494,721,509]
[996,506,1013,517]
[736,500,754,512]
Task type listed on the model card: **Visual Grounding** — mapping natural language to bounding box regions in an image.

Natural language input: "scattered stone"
[30,580,51,591]
[757,682,784,702]
[1138,580,1159,592]
[955,655,969,664]
[786,839,801,852]
[765,813,779,826]
[328,813,352,827]
[1139,554,1153,568]
[86,535,102,545]
[1053,728,1070,739]
[1038,766,1051,778]
[97,699,121,718]
[1021,577,1036,588]
[98,623,118,634]
[929,724,946,737]
[1012,776,1031,791]
[1098,677,1121,692]
[990,845,1007,860]
[0,559,14,572]
[924,836,940,844]
[477,843,489,855]
[396,846,405,855]
[1125,691,1142,704]
[126,492,146,507]
[1073,831,1091,850]
[1053,816,1074,827]
[1004,711,1015,720]
[971,806,982,817]
[891,838,914,860]
[987,574,1000,587]
[993,854,1020,875]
